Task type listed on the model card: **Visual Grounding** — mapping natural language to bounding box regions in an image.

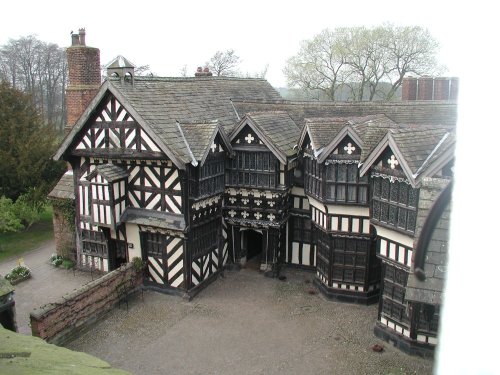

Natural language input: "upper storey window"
[325,163,368,204]
[227,151,278,189]
[198,152,225,197]
[304,158,368,205]
[371,176,418,233]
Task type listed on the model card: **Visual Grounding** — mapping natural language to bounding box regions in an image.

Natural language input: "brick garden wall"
[30,263,142,345]
[51,205,76,260]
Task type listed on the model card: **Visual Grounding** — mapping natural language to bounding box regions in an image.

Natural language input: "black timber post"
[180,167,191,291]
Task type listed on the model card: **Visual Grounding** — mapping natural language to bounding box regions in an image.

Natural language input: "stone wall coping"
[30,262,135,320]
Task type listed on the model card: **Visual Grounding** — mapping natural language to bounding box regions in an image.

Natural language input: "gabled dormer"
[318,126,364,163]
[298,118,368,205]
[361,125,455,235]
[177,121,232,199]
[228,111,300,189]
[359,126,455,188]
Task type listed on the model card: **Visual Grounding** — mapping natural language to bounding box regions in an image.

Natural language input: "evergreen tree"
[0,81,65,201]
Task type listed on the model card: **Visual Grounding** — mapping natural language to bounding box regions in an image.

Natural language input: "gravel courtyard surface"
[67,267,433,375]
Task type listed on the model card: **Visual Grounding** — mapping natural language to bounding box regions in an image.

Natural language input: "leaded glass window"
[81,229,107,256]
[371,177,418,233]
[227,151,278,188]
[199,152,225,197]
[141,232,164,258]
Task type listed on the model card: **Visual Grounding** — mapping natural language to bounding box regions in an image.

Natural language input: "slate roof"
[119,207,186,231]
[56,76,282,168]
[105,55,136,69]
[244,111,301,158]
[302,118,348,151]
[48,171,75,200]
[406,178,451,305]
[179,122,218,162]
[87,164,128,182]
[232,99,458,129]
[355,115,400,162]
[110,77,281,163]
[358,122,456,187]
[390,125,455,176]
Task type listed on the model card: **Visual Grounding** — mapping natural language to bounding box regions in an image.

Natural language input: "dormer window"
[304,158,368,205]
[227,151,278,188]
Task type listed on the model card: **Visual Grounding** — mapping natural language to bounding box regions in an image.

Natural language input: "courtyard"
[66,265,434,375]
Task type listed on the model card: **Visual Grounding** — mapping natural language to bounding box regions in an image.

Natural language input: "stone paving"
[0,240,94,335]
[1,244,435,374]
[67,266,434,375]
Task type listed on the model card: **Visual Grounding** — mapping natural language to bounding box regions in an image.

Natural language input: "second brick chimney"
[65,28,101,133]
[194,66,213,77]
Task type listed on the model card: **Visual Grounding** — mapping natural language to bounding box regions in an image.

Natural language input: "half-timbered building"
[52,31,456,356]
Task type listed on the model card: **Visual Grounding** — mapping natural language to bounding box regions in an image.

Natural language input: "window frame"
[371,176,418,234]
[227,150,279,189]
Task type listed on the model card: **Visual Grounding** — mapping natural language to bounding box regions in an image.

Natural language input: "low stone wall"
[30,262,142,345]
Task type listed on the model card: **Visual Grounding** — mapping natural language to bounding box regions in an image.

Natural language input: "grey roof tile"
[246,111,301,157]
[119,207,186,231]
[179,122,219,162]
[110,77,282,165]
[389,125,455,176]
[406,178,451,305]
[48,172,75,200]
[232,99,458,131]
[87,163,128,182]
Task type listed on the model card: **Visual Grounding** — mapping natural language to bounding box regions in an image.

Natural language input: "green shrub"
[13,193,42,229]
[132,257,145,272]
[0,196,22,233]
[62,259,75,269]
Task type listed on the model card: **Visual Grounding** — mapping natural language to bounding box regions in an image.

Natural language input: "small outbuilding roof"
[119,207,186,232]
[48,171,75,200]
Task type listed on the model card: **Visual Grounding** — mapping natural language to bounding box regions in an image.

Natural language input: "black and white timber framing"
[53,60,456,353]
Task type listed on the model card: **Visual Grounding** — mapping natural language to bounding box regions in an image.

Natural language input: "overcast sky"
[1,0,464,87]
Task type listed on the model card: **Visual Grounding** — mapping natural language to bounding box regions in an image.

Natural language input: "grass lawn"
[0,206,54,263]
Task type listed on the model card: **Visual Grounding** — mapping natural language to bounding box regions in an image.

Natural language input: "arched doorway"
[241,229,263,270]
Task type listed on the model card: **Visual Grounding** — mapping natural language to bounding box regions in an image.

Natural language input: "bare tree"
[1,35,67,131]
[284,25,442,101]
[179,64,188,77]
[383,25,442,99]
[206,49,241,76]
[283,29,350,101]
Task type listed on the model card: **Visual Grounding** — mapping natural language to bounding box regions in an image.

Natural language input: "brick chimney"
[402,76,417,100]
[65,28,101,133]
[194,66,213,77]
[417,76,434,100]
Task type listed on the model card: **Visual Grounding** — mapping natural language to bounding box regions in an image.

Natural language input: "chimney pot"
[78,28,86,46]
[71,33,80,46]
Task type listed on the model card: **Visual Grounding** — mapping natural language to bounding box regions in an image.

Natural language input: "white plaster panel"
[374,225,414,248]
[352,218,359,233]
[341,218,349,232]
[380,239,387,257]
[292,242,300,264]
[389,243,396,260]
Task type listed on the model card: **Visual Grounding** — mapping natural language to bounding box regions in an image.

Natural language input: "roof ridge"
[127,76,269,82]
